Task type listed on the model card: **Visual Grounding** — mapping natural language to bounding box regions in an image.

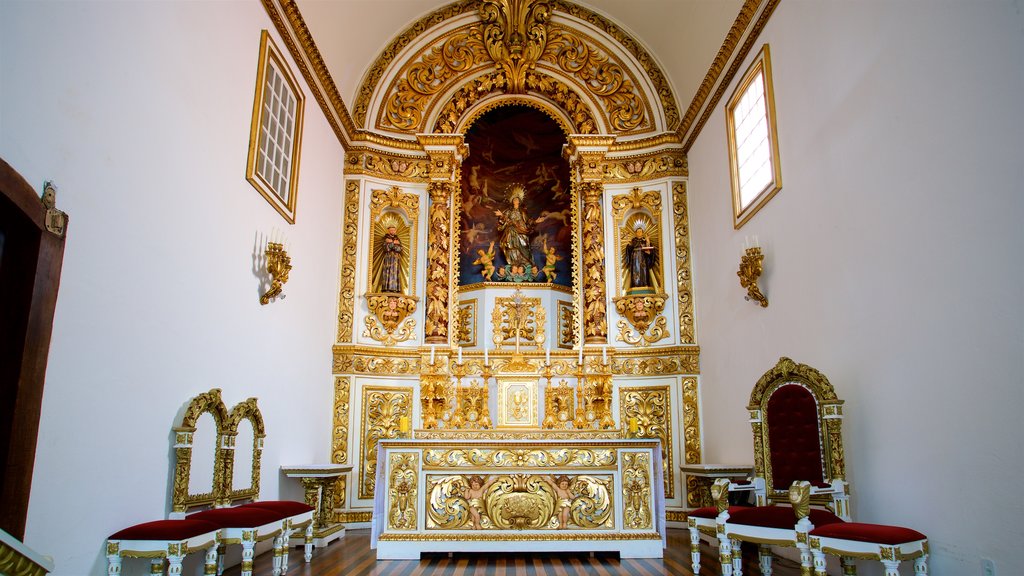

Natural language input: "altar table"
[372,438,665,559]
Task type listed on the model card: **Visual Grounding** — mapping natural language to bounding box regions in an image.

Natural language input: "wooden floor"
[224,528,802,576]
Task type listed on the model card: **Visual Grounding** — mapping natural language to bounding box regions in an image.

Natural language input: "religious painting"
[460,106,572,287]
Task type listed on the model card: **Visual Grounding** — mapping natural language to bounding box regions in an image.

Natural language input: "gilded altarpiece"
[619,386,673,498]
[359,386,414,500]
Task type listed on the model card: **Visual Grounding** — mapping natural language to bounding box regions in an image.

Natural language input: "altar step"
[224,528,803,576]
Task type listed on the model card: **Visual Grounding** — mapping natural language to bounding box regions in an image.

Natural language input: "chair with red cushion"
[809,522,928,576]
[686,477,762,574]
[106,518,220,576]
[713,358,852,576]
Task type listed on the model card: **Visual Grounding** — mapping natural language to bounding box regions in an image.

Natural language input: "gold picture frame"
[246,30,305,224]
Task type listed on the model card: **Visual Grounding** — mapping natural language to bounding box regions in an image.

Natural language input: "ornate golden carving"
[557,301,574,348]
[259,242,291,305]
[433,71,598,134]
[378,531,659,541]
[491,289,545,351]
[604,152,687,182]
[497,378,538,427]
[425,474,612,530]
[788,481,811,519]
[579,182,608,342]
[332,377,350,465]
[622,452,652,529]
[614,295,670,347]
[384,29,489,131]
[333,345,422,375]
[359,387,413,499]
[364,293,418,345]
[346,150,431,182]
[479,0,551,93]
[335,510,372,524]
[542,25,646,131]
[681,377,703,507]
[454,300,476,345]
[451,379,492,429]
[543,379,576,429]
[224,398,266,504]
[336,181,359,343]
[683,0,781,152]
[388,453,418,531]
[172,389,228,514]
[672,183,695,344]
[611,188,662,222]
[620,386,673,499]
[612,348,699,376]
[738,246,768,307]
[414,428,623,440]
[425,182,454,343]
[424,447,616,469]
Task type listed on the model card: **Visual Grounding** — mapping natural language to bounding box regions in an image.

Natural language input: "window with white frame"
[727,44,781,229]
[247,30,304,224]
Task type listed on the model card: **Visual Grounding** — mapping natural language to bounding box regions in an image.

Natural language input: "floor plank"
[222,528,803,576]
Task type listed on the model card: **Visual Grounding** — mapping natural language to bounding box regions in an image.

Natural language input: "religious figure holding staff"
[494,184,543,281]
[624,225,657,292]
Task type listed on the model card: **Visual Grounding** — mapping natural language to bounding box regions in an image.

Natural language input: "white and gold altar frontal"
[321,0,705,550]
[373,439,665,558]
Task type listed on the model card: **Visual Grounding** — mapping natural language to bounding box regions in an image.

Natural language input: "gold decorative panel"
[367,186,420,295]
[387,452,418,531]
[622,452,653,529]
[491,290,545,350]
[332,377,350,465]
[425,474,613,530]
[359,386,413,499]
[556,300,574,349]
[682,377,703,507]
[672,182,696,344]
[423,447,616,469]
[620,386,673,498]
[456,299,477,346]
[336,181,359,343]
[497,377,539,428]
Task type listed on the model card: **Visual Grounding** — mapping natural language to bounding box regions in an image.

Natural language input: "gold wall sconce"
[738,239,768,307]
[260,233,292,305]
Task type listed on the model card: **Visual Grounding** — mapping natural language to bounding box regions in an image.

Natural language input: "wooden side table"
[680,464,753,508]
[281,464,353,548]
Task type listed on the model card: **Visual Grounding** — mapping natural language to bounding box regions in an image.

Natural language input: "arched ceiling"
[296,0,743,137]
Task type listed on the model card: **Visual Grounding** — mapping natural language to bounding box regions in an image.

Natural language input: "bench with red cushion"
[808,522,928,576]
[106,519,220,576]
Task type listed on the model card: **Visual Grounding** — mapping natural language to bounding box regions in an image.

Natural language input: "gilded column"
[565,136,615,344]
[418,135,466,345]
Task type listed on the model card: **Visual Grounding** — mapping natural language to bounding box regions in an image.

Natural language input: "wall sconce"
[260,237,292,305]
[738,241,768,307]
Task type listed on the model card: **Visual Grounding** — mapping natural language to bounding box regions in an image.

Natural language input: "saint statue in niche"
[380,225,403,293]
[624,225,658,294]
[371,215,410,295]
[494,184,543,282]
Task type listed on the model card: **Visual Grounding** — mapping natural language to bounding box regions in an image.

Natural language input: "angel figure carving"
[541,238,563,284]
[473,241,497,281]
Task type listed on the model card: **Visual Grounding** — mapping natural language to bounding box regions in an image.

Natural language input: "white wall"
[1,2,344,575]
[688,1,1024,574]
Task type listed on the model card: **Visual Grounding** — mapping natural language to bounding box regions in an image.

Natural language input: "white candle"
[744,235,750,250]
[546,345,551,365]
[458,346,463,363]
[484,343,489,364]
[753,235,759,247]
[578,347,584,363]
[430,345,435,365]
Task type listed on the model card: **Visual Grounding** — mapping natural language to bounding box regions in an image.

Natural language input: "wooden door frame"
[0,157,66,540]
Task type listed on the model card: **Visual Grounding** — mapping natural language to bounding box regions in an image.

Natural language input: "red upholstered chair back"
[765,383,825,491]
